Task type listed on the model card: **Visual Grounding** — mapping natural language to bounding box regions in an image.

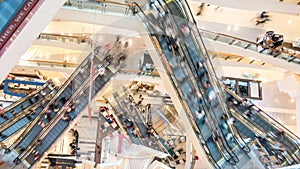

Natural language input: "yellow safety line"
[217,157,225,164]
[166,0,173,4]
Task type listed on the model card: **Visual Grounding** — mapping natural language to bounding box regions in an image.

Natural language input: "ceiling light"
[65,56,70,61]
[290,98,295,103]
[234,26,239,31]
[288,19,292,24]
[227,26,231,31]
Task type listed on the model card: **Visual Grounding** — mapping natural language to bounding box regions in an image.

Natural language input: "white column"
[296,97,300,136]
[278,74,300,135]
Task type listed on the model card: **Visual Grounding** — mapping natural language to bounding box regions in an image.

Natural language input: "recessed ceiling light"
[234,26,239,31]
[227,26,231,31]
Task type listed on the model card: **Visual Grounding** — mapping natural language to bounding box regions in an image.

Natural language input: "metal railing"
[63,0,134,16]
[199,29,300,65]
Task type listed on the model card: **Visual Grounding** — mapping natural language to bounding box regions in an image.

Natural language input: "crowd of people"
[257,31,284,51]
[69,129,79,155]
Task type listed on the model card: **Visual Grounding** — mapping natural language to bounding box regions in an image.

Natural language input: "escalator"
[111,92,163,152]
[0,82,56,142]
[22,64,114,167]
[110,92,186,164]
[2,47,117,168]
[133,1,250,168]
[225,89,300,165]
[107,95,144,145]
[0,93,53,142]
[0,81,53,126]
[2,47,103,163]
[133,0,300,168]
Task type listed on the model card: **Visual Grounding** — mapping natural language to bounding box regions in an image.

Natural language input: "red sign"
[0,0,40,53]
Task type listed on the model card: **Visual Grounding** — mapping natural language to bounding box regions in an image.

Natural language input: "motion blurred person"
[196,3,205,16]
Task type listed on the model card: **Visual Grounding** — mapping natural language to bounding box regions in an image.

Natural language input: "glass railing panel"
[215,36,234,44]
[247,43,257,51]
[292,58,300,64]
[200,31,218,40]
[63,0,133,16]
[197,29,300,66]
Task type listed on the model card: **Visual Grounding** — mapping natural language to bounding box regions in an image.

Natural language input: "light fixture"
[233,26,239,31]
[226,26,231,31]
[290,98,295,103]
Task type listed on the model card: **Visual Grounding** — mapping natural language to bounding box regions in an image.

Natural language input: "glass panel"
[238,81,249,97]
[200,31,216,40]
[216,36,233,44]
[249,81,259,98]
[292,58,300,64]
[223,78,236,93]
[247,44,257,51]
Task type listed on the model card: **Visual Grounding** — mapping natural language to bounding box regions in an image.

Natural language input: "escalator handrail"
[7,49,96,151]
[0,95,53,134]
[1,81,50,114]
